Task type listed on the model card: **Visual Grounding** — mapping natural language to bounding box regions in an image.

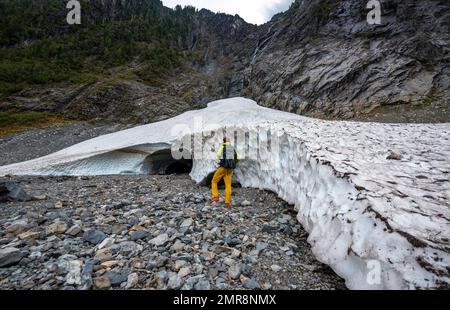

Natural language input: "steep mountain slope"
[0,0,256,123]
[0,0,449,123]
[245,0,450,121]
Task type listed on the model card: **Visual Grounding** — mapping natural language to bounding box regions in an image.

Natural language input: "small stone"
[17,231,40,241]
[100,260,120,269]
[0,182,30,202]
[178,267,191,278]
[66,225,81,236]
[155,271,168,288]
[65,260,83,286]
[271,265,282,272]
[0,247,24,267]
[150,233,169,246]
[194,279,211,290]
[126,273,139,289]
[171,240,185,252]
[97,237,114,250]
[228,263,241,279]
[107,271,128,287]
[95,248,113,262]
[120,241,143,256]
[216,278,229,290]
[261,224,278,233]
[256,242,268,252]
[130,230,149,241]
[130,225,146,231]
[32,194,47,201]
[46,221,68,235]
[242,278,260,290]
[223,257,236,266]
[83,229,107,245]
[203,251,215,261]
[387,151,402,160]
[224,238,241,247]
[80,259,95,290]
[167,272,183,289]
[93,275,111,290]
[54,201,63,209]
[241,200,251,206]
[180,218,194,228]
[263,282,272,290]
[174,260,187,271]
[231,249,241,258]
[6,219,28,235]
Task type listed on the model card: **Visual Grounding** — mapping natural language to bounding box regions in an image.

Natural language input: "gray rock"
[66,225,81,236]
[228,263,241,279]
[242,278,260,290]
[155,270,168,288]
[0,247,24,267]
[256,242,268,252]
[119,241,143,256]
[215,278,229,290]
[194,279,211,290]
[241,264,252,277]
[0,182,31,202]
[150,233,169,246]
[130,230,149,241]
[80,258,96,290]
[241,200,251,206]
[167,272,183,289]
[6,219,28,235]
[271,264,282,272]
[261,224,278,233]
[224,238,241,247]
[387,151,402,160]
[83,230,107,245]
[65,259,83,286]
[107,271,128,287]
[180,218,193,228]
[126,273,139,289]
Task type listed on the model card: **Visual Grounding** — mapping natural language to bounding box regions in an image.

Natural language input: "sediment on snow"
[0,98,449,289]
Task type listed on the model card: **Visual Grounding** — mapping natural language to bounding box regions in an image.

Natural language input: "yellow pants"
[211,167,233,204]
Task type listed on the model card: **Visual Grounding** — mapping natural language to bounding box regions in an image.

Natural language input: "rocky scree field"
[0,175,346,290]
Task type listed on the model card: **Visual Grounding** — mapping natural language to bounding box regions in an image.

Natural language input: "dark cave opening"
[143,149,192,175]
[165,161,192,175]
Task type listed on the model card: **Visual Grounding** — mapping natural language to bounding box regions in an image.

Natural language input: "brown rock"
[93,275,111,290]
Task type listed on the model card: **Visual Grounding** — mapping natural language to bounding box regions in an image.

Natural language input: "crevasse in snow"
[0,98,449,289]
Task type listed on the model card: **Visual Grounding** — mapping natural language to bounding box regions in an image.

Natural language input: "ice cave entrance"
[143,149,192,175]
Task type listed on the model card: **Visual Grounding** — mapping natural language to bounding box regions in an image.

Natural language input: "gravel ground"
[0,122,127,166]
[0,174,346,290]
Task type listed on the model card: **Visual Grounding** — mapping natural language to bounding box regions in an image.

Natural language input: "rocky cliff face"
[244,0,450,121]
[1,0,449,123]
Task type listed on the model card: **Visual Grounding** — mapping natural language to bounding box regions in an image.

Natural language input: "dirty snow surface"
[0,97,449,290]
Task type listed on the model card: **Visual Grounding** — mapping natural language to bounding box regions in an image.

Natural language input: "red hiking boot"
[211,197,219,204]
[225,203,231,209]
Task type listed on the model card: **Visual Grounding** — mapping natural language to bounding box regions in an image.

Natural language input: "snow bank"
[0,97,449,289]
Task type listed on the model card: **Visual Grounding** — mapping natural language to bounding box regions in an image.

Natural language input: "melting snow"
[0,97,449,289]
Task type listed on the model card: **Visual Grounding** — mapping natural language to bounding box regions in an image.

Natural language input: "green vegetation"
[0,0,198,96]
[136,47,182,86]
[0,111,70,137]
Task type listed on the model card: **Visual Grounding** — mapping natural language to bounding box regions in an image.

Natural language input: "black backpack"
[219,144,238,169]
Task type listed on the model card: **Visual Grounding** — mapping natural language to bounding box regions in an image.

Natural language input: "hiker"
[211,137,240,208]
